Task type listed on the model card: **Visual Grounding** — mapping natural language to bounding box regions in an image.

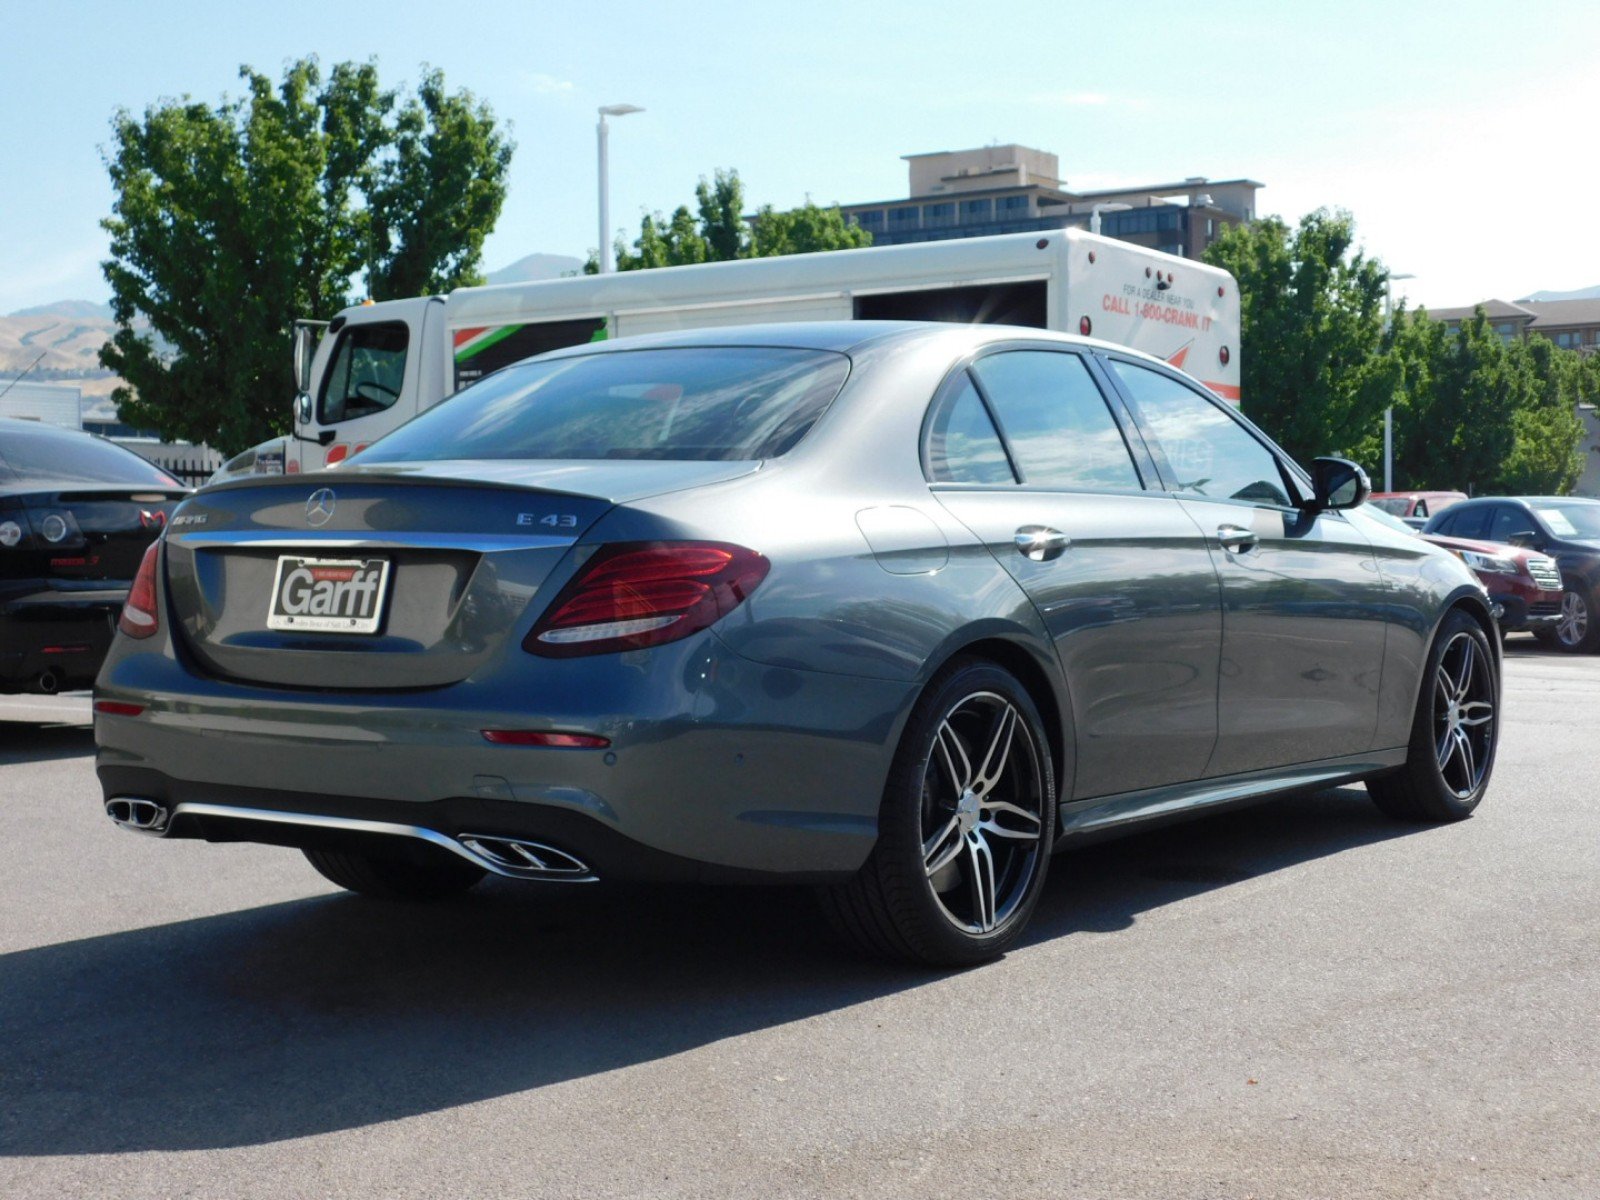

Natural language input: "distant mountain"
[484,253,584,286]
[1518,285,1600,303]
[7,299,115,320]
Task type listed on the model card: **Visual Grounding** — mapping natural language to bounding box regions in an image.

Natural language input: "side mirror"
[295,393,312,428]
[1507,531,1543,550]
[291,322,320,394]
[1308,457,1371,512]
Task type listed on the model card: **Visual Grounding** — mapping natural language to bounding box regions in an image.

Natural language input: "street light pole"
[597,104,644,274]
[1382,273,1416,492]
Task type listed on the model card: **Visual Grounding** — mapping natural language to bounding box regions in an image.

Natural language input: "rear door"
[926,345,1223,799]
[1104,356,1389,776]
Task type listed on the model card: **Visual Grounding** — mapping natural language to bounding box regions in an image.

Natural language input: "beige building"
[1426,297,1600,354]
[840,144,1262,259]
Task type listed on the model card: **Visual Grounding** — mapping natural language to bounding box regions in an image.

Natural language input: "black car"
[1423,496,1600,653]
[1,418,187,693]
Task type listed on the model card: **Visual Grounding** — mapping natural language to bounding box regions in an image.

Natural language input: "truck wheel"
[1368,609,1498,823]
[303,845,485,900]
[819,659,1056,967]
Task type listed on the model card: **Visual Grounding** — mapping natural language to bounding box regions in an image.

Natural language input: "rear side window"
[359,347,850,463]
[969,351,1141,491]
[1110,360,1291,507]
[319,322,409,425]
[0,426,180,487]
[925,375,1015,484]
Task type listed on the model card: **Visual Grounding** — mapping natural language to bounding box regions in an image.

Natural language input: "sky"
[3,0,1598,316]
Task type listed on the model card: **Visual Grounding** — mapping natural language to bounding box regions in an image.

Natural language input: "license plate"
[267,556,391,634]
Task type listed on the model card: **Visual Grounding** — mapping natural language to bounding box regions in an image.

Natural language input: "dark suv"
[1423,497,1600,652]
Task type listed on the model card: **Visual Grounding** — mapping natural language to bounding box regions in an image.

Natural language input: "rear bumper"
[94,632,913,881]
[0,584,124,691]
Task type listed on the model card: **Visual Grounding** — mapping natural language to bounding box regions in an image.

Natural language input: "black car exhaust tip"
[105,797,170,835]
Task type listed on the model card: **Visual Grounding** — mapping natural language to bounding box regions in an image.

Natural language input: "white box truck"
[216,227,1241,480]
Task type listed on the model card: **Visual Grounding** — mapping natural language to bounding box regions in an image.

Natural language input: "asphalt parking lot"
[2,641,1597,1198]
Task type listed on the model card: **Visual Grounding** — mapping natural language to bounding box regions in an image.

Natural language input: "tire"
[303,844,486,900]
[819,658,1057,967]
[1368,608,1499,823]
[1535,577,1600,653]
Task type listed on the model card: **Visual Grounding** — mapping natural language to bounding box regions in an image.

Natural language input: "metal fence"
[160,458,217,488]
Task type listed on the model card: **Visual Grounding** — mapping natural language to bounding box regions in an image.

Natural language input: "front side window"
[925,375,1015,485]
[318,322,409,425]
[359,347,850,464]
[1110,360,1292,507]
[1448,505,1491,540]
[971,351,1141,491]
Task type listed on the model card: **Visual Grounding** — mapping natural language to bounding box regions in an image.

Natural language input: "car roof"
[528,319,1176,371]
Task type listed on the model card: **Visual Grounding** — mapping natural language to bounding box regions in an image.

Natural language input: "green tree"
[749,198,872,258]
[100,58,512,453]
[1202,209,1397,467]
[594,169,870,272]
[1386,308,1587,494]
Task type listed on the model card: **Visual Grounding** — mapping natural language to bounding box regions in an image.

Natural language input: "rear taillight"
[525,541,769,658]
[118,541,161,639]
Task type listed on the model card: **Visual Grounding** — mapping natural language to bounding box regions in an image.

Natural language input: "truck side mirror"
[295,393,312,427]
[1308,457,1371,512]
[292,323,319,395]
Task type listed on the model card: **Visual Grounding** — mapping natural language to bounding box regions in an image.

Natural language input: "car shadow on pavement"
[0,785,1423,1156]
[0,723,96,767]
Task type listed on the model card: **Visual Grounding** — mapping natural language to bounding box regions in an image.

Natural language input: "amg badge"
[267,556,391,634]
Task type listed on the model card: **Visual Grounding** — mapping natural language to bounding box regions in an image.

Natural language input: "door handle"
[1216,524,1259,553]
[1015,525,1071,562]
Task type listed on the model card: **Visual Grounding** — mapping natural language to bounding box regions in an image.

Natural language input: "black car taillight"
[525,541,769,658]
[118,541,161,639]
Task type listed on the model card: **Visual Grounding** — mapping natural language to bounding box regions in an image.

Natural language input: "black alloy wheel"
[1369,608,1499,822]
[820,659,1056,967]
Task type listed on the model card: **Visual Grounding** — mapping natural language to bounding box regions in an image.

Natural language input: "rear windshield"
[358,347,851,464]
[1370,497,1411,516]
[0,425,181,487]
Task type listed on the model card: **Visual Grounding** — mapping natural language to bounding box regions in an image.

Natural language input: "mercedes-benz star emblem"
[305,488,337,527]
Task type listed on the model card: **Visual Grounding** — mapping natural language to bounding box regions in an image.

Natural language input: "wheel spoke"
[1453,639,1475,701]
[923,815,964,877]
[980,800,1043,842]
[1453,727,1477,791]
[965,831,998,933]
[934,720,973,797]
[1458,700,1494,728]
[970,704,1018,798]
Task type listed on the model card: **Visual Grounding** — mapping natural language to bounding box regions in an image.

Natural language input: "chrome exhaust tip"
[105,796,170,834]
[458,834,594,881]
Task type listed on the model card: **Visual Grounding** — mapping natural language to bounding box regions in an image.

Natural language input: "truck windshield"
[358,347,851,463]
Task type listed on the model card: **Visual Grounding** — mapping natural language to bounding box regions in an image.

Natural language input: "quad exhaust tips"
[100,798,595,881]
[105,797,170,834]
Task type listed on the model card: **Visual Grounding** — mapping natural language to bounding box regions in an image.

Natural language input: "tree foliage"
[1202,209,1397,466]
[1205,210,1588,494]
[593,168,870,273]
[100,58,512,453]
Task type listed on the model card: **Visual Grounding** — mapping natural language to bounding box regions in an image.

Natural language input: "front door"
[1103,356,1388,776]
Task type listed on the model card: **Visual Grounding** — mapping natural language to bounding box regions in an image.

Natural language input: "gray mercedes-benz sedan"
[95,322,1500,965]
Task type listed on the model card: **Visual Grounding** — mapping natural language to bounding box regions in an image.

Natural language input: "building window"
[853,209,884,232]
[997,196,1030,216]
[888,207,920,229]
[1158,244,1184,257]
[923,202,955,228]
[960,198,992,222]
[1557,331,1577,348]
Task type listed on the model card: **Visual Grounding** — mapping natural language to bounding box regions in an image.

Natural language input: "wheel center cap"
[956,788,981,834]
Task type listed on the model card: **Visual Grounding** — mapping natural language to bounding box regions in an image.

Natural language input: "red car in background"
[1370,490,1468,528]
[1363,504,1562,635]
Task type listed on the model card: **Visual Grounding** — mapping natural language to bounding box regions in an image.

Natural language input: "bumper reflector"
[481,729,610,748]
[94,700,146,717]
